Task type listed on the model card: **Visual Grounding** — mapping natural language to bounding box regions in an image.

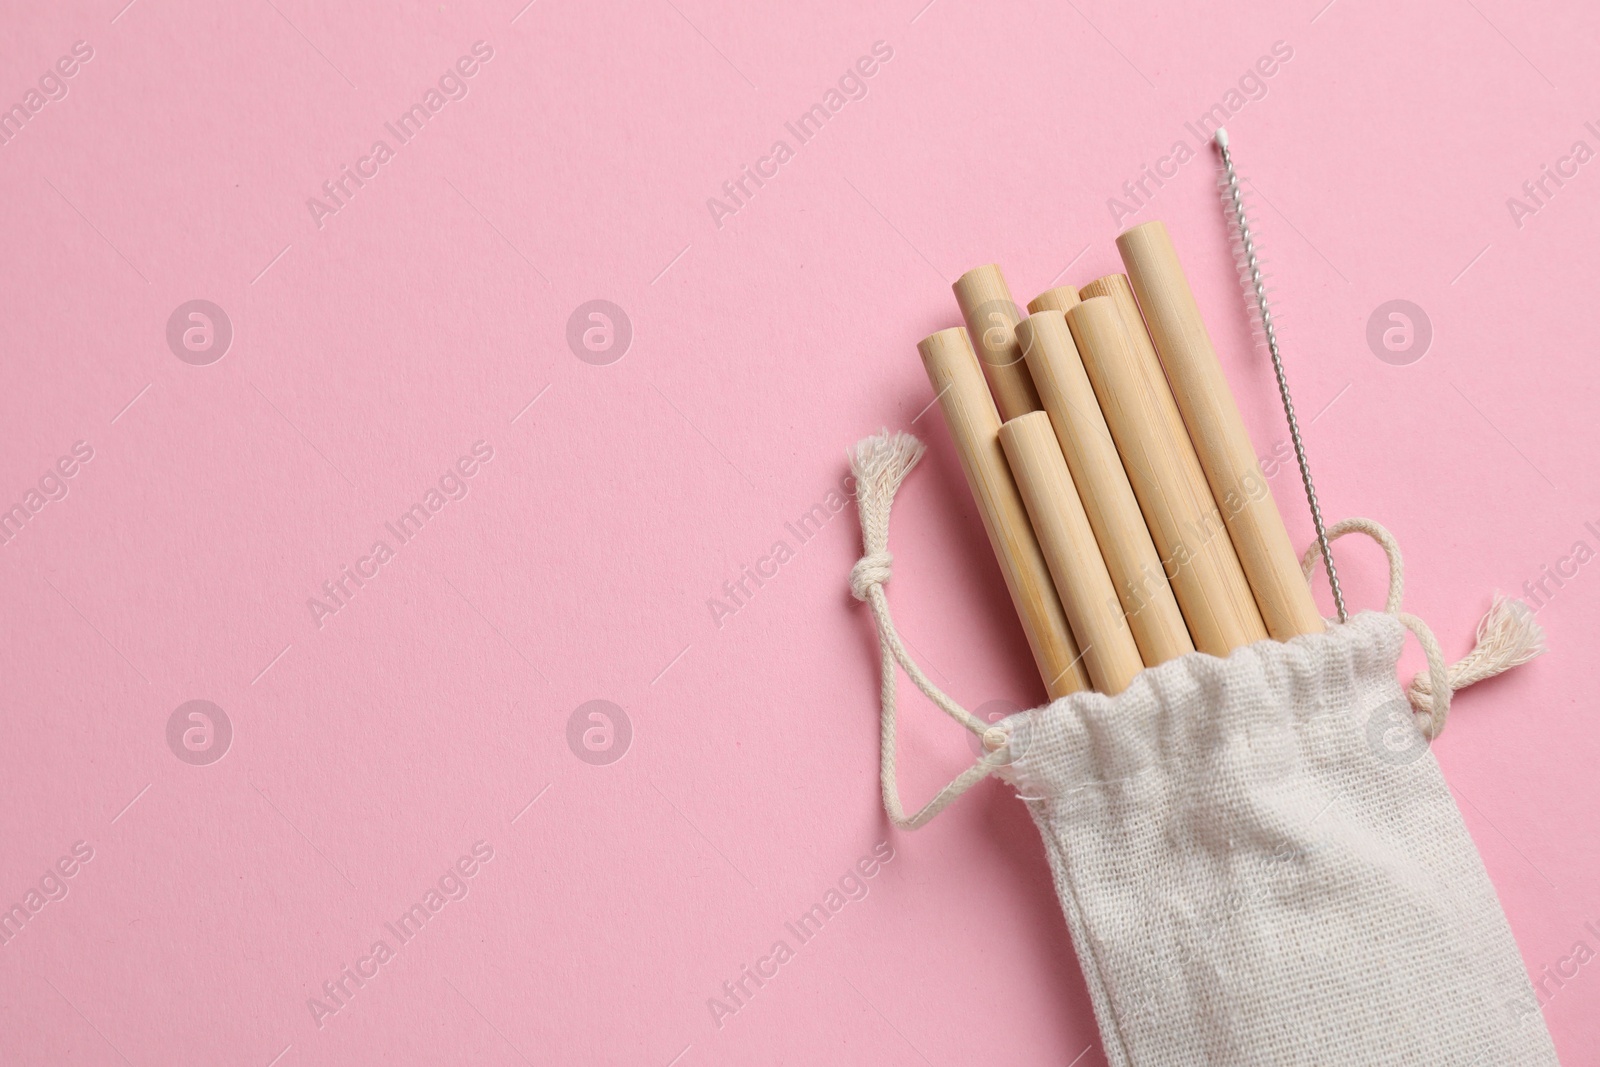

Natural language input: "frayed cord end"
[849,430,925,504]
[1407,595,1547,722]
[848,431,925,599]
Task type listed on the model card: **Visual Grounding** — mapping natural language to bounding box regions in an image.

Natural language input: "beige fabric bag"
[849,431,1559,1066]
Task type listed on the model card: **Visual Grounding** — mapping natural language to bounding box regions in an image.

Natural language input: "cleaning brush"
[1214,127,1347,624]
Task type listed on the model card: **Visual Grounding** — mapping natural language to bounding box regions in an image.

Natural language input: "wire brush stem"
[1214,127,1347,624]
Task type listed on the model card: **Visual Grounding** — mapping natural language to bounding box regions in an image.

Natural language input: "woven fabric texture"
[997,611,1558,1066]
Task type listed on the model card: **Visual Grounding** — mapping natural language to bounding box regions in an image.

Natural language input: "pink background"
[3,0,1598,1063]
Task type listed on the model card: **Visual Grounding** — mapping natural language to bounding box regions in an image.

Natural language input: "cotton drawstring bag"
[849,430,1559,1066]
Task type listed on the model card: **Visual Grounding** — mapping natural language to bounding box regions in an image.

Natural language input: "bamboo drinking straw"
[1078,273,1192,462]
[918,327,1090,698]
[1079,271,1269,649]
[953,265,1042,421]
[999,412,1146,694]
[1065,297,1268,656]
[1015,309,1194,666]
[1117,221,1324,639]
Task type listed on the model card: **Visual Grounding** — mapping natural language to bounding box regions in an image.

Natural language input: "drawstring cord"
[852,430,1546,829]
[849,432,1011,830]
[1298,518,1545,740]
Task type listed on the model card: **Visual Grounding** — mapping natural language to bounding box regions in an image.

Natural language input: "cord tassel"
[1407,596,1546,735]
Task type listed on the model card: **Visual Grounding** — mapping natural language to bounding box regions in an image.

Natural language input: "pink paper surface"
[2,1,1597,1063]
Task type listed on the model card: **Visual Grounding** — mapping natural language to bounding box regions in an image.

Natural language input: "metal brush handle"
[1214,128,1347,624]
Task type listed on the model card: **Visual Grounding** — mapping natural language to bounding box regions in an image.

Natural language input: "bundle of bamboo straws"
[921,219,1323,698]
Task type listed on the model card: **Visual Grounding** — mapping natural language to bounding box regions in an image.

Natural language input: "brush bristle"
[1217,172,1282,351]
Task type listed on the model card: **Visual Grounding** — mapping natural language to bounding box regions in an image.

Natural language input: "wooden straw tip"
[1013,308,1046,335]
[1025,286,1080,316]
[1076,273,1127,299]
[954,263,1004,290]
[917,325,971,354]
[953,265,1025,323]
[1017,306,1073,347]
[1119,219,1167,236]
[1115,219,1169,248]
[1069,294,1116,315]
